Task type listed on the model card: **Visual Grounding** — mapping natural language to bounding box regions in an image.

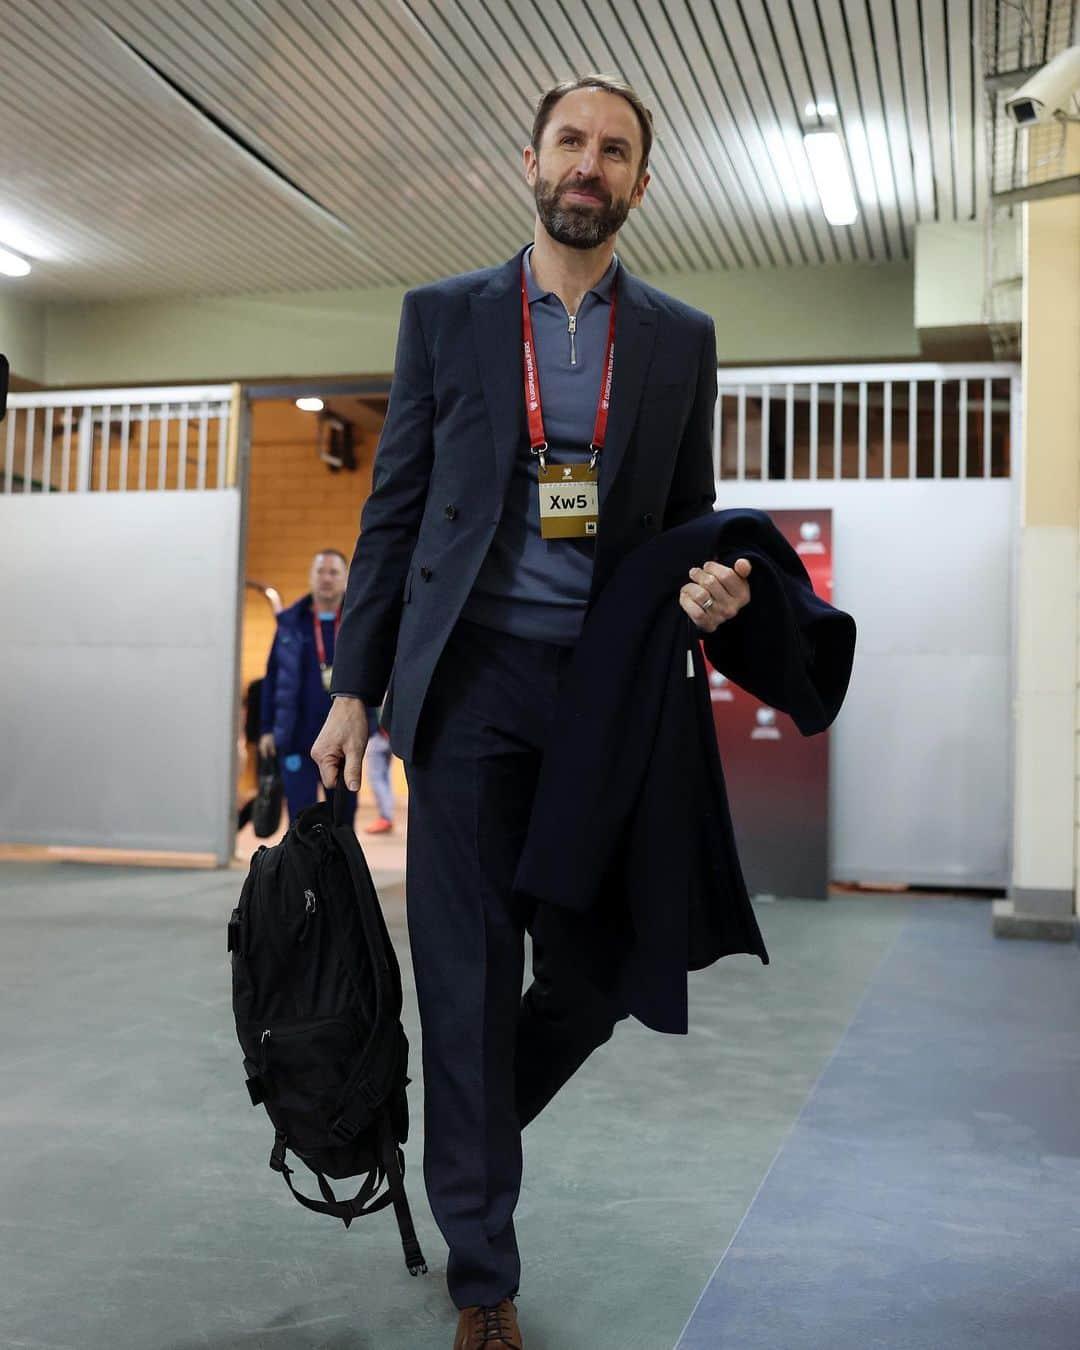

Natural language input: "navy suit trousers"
[404,619,628,1309]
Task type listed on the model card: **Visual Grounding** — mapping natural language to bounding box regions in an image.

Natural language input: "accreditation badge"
[538,463,599,540]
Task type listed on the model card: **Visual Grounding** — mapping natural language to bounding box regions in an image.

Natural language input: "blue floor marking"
[675,901,1080,1350]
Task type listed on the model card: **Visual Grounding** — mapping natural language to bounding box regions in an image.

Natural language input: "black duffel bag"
[251,750,283,838]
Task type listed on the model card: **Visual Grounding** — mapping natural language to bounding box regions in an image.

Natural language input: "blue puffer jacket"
[260,595,336,756]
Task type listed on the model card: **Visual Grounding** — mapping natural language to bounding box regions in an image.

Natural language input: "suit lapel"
[470,250,527,521]
[599,268,658,506]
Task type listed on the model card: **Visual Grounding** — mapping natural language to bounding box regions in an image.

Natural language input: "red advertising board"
[705,509,834,899]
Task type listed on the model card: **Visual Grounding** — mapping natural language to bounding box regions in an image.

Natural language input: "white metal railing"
[714,362,1020,482]
[2,384,239,494]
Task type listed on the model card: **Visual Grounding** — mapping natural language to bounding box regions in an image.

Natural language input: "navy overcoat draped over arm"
[513,509,856,1034]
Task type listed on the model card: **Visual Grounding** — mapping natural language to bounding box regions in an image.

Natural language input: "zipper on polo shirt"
[567,313,577,366]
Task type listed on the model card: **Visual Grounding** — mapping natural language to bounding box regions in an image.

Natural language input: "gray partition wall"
[713,363,1020,889]
[0,386,244,863]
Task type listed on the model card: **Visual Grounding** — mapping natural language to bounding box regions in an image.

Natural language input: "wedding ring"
[701,596,715,611]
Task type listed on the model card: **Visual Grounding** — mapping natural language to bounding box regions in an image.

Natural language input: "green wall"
[0,291,46,385]
[39,260,918,389]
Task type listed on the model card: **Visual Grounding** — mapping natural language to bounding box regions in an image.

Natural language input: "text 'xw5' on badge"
[538,462,599,540]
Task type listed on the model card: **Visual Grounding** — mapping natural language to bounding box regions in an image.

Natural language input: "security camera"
[1005,45,1080,126]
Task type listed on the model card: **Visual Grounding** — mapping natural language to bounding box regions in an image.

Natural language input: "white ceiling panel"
[0,0,1005,302]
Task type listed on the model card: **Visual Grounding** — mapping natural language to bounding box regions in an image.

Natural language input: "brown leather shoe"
[453,1298,522,1349]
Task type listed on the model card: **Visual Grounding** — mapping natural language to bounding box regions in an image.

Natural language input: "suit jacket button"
[420,566,433,581]
[642,513,655,527]
[444,504,458,521]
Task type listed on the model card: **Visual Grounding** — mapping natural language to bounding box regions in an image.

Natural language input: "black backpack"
[229,787,428,1277]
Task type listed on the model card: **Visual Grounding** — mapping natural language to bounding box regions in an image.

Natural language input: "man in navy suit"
[312,74,752,1350]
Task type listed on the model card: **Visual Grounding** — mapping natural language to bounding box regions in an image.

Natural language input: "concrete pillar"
[995,127,1080,942]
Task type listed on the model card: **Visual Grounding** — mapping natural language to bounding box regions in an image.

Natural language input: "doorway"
[235,384,408,869]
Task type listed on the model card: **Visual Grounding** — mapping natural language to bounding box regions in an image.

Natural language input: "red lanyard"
[521,260,617,472]
[312,606,341,669]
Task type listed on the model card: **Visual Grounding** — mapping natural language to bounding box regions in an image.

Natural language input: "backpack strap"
[376,1114,429,1277]
[332,778,354,827]
[269,1131,392,1227]
[328,1026,405,1143]
[269,1127,428,1277]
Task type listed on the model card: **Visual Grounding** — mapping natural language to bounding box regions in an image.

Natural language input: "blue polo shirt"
[462,246,619,645]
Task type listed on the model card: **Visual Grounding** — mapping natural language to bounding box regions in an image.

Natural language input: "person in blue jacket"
[258,549,357,825]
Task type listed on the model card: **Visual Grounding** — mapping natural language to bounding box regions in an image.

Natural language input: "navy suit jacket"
[332,247,718,761]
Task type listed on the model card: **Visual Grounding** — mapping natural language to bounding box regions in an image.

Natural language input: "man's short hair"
[531,73,654,180]
[314,548,349,567]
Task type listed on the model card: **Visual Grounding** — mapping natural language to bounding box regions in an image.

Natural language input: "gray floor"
[0,861,967,1349]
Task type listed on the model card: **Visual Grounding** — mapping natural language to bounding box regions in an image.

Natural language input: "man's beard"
[534,174,631,250]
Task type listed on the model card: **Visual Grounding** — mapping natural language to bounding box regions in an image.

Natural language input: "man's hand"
[257,732,276,759]
[679,557,752,634]
[311,696,370,793]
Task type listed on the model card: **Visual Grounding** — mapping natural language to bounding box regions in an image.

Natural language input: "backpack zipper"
[257,1015,357,1073]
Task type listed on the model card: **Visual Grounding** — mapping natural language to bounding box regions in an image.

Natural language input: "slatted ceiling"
[220,0,485,274]
[779,3,868,261]
[917,3,962,223]
[127,0,391,282]
[612,9,737,271]
[866,0,921,228]
[177,0,459,272]
[885,0,935,223]
[723,9,809,262]
[754,2,846,263]
[357,0,540,258]
[961,1,986,222]
[839,0,909,258]
[669,8,790,268]
[3,0,987,302]
[650,3,776,269]
[387,0,544,217]
[5,0,388,296]
[307,4,516,269]
[126,0,396,282]
[736,0,840,266]
[687,6,813,266]
[624,6,742,270]
[813,0,893,260]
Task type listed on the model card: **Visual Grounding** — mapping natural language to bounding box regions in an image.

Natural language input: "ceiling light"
[296,397,324,412]
[802,131,858,226]
[0,246,31,277]
[804,100,837,119]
